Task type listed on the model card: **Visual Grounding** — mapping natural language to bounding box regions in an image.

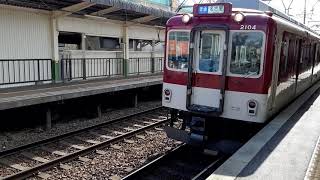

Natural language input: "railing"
[60,58,124,81]
[128,58,152,75]
[154,57,164,73]
[128,57,164,75]
[0,59,52,86]
[0,57,164,87]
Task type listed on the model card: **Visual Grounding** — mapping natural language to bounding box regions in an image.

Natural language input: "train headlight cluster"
[182,14,192,24]
[248,100,258,116]
[234,12,245,23]
[164,89,172,103]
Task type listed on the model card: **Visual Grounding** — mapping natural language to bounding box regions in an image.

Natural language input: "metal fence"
[128,58,152,75]
[0,59,52,86]
[154,57,164,73]
[0,57,164,87]
[128,57,164,75]
[61,58,124,81]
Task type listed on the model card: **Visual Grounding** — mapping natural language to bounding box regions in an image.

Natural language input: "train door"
[186,29,228,115]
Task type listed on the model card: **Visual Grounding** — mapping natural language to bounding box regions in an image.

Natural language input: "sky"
[181,0,320,30]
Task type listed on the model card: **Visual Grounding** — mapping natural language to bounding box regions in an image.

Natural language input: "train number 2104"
[240,25,257,30]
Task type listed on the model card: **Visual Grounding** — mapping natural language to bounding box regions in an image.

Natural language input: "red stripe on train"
[163,70,270,94]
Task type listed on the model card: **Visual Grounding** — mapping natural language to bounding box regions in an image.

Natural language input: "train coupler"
[169,109,178,127]
[164,116,208,146]
[164,126,189,143]
[189,117,207,146]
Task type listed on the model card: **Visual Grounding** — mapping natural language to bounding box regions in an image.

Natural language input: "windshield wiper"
[244,71,258,78]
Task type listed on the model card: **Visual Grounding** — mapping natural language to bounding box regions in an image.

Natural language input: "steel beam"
[131,15,158,23]
[90,7,120,16]
[53,2,96,18]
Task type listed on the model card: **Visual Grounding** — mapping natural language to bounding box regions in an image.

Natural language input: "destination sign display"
[193,3,232,17]
[198,5,225,15]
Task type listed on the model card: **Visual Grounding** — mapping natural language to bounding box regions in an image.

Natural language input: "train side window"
[167,31,190,70]
[283,39,289,72]
[300,42,312,73]
[278,36,290,82]
[317,44,320,65]
[228,31,264,77]
[315,44,320,74]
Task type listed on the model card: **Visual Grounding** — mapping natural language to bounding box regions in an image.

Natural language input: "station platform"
[0,75,162,111]
[207,81,320,180]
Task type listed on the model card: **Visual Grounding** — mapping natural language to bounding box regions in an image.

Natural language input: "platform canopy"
[0,0,176,26]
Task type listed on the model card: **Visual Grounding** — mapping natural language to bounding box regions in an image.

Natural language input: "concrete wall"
[0,7,52,88]
[58,17,165,41]
[128,25,165,41]
[58,17,123,38]
[0,7,52,59]
[0,5,165,60]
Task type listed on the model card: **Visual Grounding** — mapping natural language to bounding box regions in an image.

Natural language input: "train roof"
[232,8,320,38]
[174,3,320,38]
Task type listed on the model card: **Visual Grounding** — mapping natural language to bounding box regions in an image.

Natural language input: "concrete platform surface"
[0,75,162,110]
[207,81,320,180]
[305,136,320,180]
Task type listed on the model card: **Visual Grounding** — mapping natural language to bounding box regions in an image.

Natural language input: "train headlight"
[248,101,256,108]
[164,89,172,103]
[248,100,258,116]
[164,89,171,96]
[234,12,245,23]
[182,14,192,24]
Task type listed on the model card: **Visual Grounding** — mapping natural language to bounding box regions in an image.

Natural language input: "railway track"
[0,107,169,180]
[123,145,227,180]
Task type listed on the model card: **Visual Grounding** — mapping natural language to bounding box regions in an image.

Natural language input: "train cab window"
[199,33,222,73]
[167,31,190,70]
[229,32,264,77]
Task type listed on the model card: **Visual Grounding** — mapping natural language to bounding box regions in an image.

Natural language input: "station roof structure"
[0,0,176,26]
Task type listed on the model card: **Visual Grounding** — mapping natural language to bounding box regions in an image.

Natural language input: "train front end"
[162,3,274,144]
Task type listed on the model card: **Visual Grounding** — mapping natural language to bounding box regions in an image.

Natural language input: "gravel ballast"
[36,129,180,180]
[0,101,161,152]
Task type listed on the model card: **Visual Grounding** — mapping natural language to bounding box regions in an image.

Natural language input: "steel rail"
[122,144,186,180]
[191,156,227,180]
[2,115,169,180]
[0,106,164,158]
[123,145,227,180]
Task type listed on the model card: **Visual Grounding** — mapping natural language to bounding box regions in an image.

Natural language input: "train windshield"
[229,31,264,77]
[167,31,190,70]
[199,32,222,73]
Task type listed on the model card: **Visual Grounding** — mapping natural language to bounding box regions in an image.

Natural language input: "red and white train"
[162,3,320,143]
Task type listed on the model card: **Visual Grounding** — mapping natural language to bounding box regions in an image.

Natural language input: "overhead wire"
[311,0,320,18]
[281,0,294,15]
[175,0,188,12]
